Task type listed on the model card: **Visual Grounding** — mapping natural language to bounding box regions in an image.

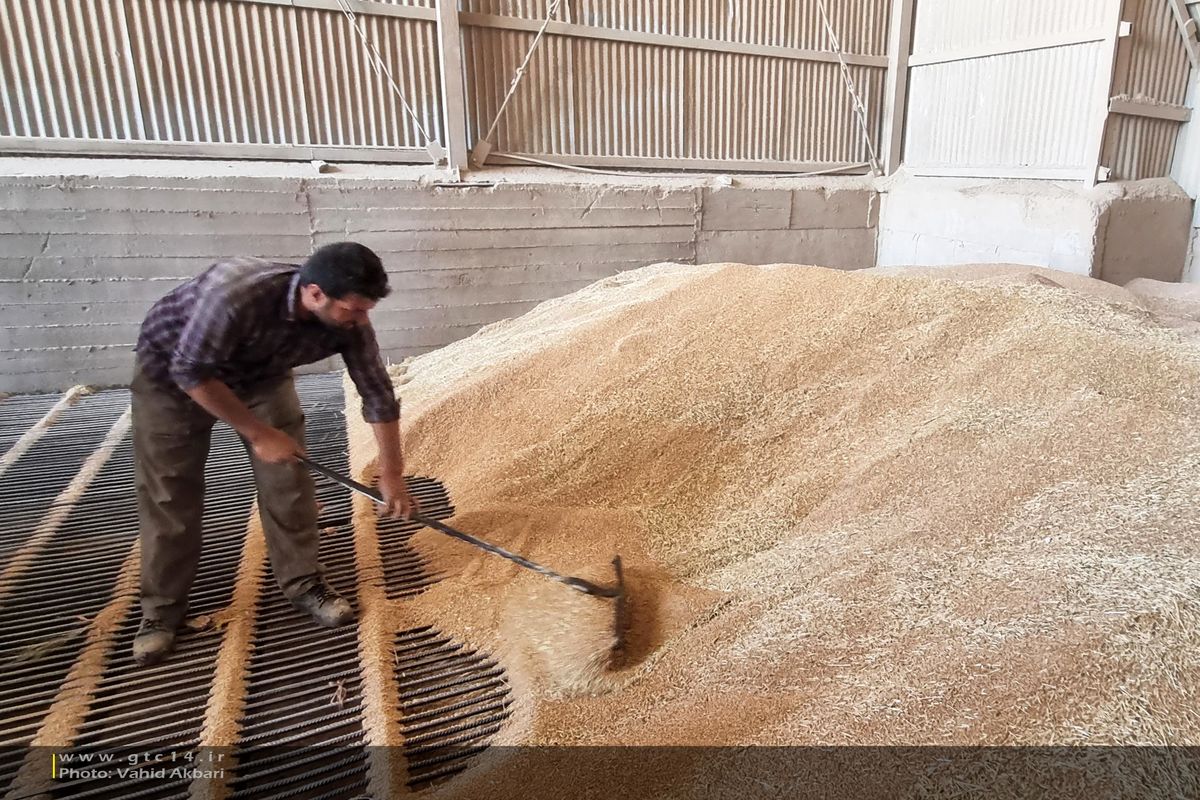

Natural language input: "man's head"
[298,242,390,330]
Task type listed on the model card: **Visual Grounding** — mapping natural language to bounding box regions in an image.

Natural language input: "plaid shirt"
[136,257,400,424]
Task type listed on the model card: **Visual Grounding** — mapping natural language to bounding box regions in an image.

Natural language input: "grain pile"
[347,262,1200,794]
[499,559,627,696]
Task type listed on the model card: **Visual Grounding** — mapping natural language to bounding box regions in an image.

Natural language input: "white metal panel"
[1171,71,1200,212]
[911,0,1108,55]
[905,42,1108,177]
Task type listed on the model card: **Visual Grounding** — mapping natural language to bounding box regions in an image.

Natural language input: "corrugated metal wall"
[0,0,443,159]
[1,0,1196,181]
[462,1,890,52]
[905,44,1110,178]
[461,30,884,165]
[1123,0,1190,101]
[1106,0,1191,180]
[460,0,890,169]
[903,0,1193,183]
[904,0,1117,180]
[1109,114,1184,179]
[1,0,890,171]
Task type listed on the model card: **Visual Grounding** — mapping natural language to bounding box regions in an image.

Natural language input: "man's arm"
[342,324,416,518]
[186,379,301,464]
[372,418,405,476]
[168,281,299,465]
[371,419,418,519]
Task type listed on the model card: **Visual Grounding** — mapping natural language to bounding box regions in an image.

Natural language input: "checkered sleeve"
[168,287,241,390]
[341,323,400,424]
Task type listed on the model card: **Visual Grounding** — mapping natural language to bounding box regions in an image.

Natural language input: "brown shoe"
[132,618,177,666]
[291,582,355,628]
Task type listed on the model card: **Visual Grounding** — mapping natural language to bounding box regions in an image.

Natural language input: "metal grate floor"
[0,374,511,799]
[395,628,514,791]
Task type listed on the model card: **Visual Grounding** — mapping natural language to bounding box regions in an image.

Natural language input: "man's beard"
[313,307,357,330]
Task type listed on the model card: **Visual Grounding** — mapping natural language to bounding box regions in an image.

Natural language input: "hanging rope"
[474,0,566,162]
[333,0,440,158]
[492,151,872,179]
[815,0,881,175]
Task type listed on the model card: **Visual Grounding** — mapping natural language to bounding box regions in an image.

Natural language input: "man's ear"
[301,283,327,306]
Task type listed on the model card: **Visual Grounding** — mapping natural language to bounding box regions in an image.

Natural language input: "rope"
[478,0,566,149]
[476,1,872,177]
[815,0,882,175]
[491,151,872,179]
[333,0,436,149]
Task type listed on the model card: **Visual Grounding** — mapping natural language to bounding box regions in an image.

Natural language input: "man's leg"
[131,362,214,664]
[242,375,353,626]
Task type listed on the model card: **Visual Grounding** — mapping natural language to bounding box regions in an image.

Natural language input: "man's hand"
[250,426,304,464]
[370,419,415,519]
[378,469,419,520]
[185,380,303,465]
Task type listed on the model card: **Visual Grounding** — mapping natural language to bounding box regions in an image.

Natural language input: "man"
[131,241,417,666]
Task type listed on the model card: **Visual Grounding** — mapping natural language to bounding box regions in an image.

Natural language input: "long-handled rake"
[299,455,629,652]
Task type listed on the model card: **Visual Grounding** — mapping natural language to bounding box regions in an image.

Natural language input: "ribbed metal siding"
[1110,114,1182,181]
[910,0,1109,53]
[1105,0,1190,181]
[462,0,890,55]
[0,0,442,154]
[904,0,1117,178]
[1124,0,1189,103]
[463,29,584,158]
[683,52,882,163]
[462,0,888,167]
[905,43,1107,175]
[0,0,141,141]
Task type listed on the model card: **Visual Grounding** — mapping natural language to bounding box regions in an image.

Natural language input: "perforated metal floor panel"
[0,374,512,799]
[395,628,514,791]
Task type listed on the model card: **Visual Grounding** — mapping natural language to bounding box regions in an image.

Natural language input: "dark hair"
[299,242,391,300]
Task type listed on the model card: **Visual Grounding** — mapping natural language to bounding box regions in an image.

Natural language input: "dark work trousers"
[131,359,321,628]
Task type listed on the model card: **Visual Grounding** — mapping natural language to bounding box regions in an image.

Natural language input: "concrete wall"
[697,183,878,269]
[0,159,878,394]
[1098,186,1196,285]
[1183,230,1200,284]
[10,155,1193,396]
[877,172,1193,283]
[877,176,1100,272]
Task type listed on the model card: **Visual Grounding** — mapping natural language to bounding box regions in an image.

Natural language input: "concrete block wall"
[1099,187,1196,285]
[0,161,879,394]
[876,173,1193,284]
[2,171,311,393]
[6,157,1197,394]
[697,183,878,269]
[877,177,1102,273]
[307,180,698,365]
